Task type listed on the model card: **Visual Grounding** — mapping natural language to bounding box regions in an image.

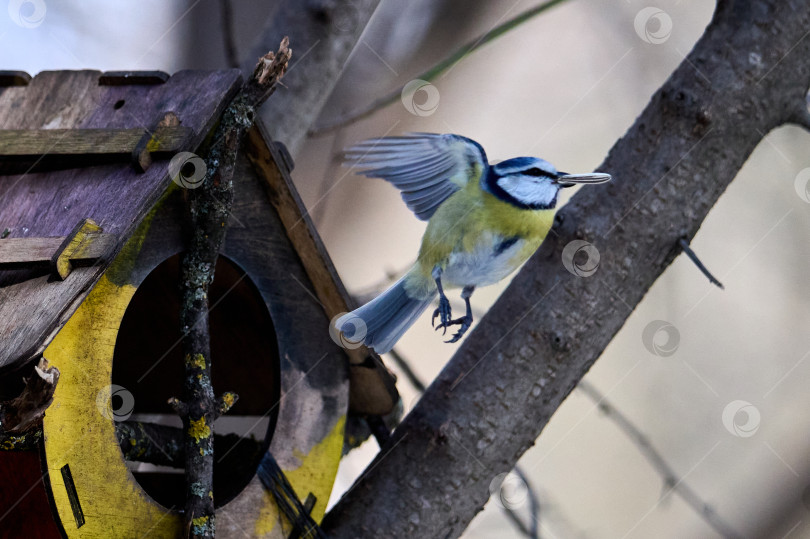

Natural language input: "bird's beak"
[555,172,612,188]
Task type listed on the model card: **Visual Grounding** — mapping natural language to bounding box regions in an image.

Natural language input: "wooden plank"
[49,219,115,280]
[132,112,181,172]
[244,123,398,416]
[0,126,190,157]
[98,71,169,86]
[0,69,243,371]
[0,234,115,268]
[0,237,62,266]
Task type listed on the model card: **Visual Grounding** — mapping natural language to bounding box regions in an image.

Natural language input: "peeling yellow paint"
[254,415,346,536]
[43,273,182,538]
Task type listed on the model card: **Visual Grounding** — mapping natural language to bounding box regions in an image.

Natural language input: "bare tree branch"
[578,381,741,539]
[309,0,571,136]
[322,2,810,536]
[174,39,290,538]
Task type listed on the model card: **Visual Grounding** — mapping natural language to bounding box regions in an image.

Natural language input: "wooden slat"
[98,71,169,86]
[0,234,115,269]
[244,123,399,415]
[0,69,243,371]
[0,126,190,157]
[0,237,62,266]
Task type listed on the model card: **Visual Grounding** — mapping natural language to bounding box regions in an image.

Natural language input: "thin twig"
[173,38,291,539]
[679,238,724,289]
[577,380,741,539]
[509,467,541,539]
[219,0,239,69]
[115,421,263,469]
[309,0,571,136]
[387,348,427,393]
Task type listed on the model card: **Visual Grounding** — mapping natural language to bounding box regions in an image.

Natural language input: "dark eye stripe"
[523,168,547,177]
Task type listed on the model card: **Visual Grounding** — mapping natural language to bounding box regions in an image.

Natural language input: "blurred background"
[3,1,809,537]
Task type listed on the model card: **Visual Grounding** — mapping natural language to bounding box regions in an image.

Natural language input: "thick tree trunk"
[323,1,810,537]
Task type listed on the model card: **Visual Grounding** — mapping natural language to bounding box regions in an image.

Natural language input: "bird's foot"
[432,296,452,335]
[444,315,473,343]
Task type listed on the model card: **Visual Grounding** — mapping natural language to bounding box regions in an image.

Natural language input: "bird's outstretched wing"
[344,133,489,221]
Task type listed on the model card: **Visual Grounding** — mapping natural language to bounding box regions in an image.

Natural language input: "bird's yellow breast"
[407,178,555,295]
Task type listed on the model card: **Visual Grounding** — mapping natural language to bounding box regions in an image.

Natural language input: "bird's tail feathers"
[334,273,435,354]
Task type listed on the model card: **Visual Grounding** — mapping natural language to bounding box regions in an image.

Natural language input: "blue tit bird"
[334,133,610,354]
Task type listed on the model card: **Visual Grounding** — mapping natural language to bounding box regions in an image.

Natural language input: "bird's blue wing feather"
[344,133,488,220]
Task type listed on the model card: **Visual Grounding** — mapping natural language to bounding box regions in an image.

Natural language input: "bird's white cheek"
[497,176,558,207]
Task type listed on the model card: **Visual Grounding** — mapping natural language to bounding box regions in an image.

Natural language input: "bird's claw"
[444,316,472,343]
[432,296,452,335]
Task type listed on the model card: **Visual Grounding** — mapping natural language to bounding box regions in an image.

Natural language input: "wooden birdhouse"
[0,69,398,538]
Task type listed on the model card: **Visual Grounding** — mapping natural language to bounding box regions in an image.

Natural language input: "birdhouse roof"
[0,69,242,372]
[0,70,398,415]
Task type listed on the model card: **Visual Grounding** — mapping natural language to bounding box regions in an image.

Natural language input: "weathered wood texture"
[0,69,241,372]
[0,126,190,157]
[245,123,398,415]
[0,234,113,269]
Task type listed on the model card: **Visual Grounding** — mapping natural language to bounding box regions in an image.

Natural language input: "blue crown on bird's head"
[491,157,558,178]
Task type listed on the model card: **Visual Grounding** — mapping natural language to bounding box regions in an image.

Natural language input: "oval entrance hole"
[112,254,280,509]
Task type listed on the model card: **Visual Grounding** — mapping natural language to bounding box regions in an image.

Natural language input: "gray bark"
[322,1,810,537]
[241,0,382,156]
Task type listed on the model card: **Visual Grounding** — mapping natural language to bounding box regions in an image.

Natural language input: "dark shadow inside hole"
[111,254,280,509]
[113,99,125,109]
